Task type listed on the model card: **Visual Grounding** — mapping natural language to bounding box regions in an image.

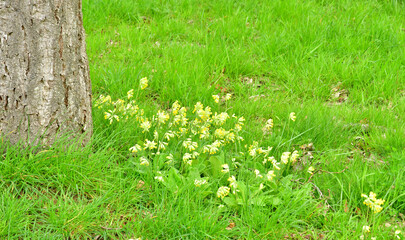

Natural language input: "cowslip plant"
[95,77,316,211]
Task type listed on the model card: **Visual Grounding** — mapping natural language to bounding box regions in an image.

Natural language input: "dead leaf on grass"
[226,221,236,230]
[328,82,349,105]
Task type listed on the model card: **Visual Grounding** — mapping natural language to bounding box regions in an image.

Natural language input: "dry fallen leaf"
[226,221,236,230]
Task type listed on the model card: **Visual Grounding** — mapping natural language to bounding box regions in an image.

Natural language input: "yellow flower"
[164,131,175,141]
[193,102,204,113]
[266,170,276,181]
[363,225,370,233]
[197,107,212,120]
[213,112,229,126]
[104,110,119,124]
[214,128,228,139]
[194,179,207,187]
[361,192,385,213]
[212,94,220,103]
[289,112,296,121]
[140,77,148,90]
[199,126,210,139]
[307,166,315,174]
[228,176,238,194]
[281,152,291,164]
[140,157,149,166]
[140,118,151,132]
[221,164,229,173]
[217,186,230,199]
[154,171,164,182]
[182,138,198,151]
[234,123,242,132]
[290,150,299,163]
[223,93,232,101]
[158,141,168,150]
[395,230,401,239]
[129,144,142,153]
[270,157,281,170]
[127,89,134,99]
[166,154,174,164]
[144,139,157,150]
[156,110,169,124]
[172,101,181,115]
[254,169,263,178]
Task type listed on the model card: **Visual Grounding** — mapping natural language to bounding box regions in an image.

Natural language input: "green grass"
[1,0,405,238]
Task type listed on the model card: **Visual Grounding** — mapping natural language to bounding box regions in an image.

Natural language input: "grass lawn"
[1,0,404,239]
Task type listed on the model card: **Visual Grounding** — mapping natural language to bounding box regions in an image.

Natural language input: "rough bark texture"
[0,0,92,147]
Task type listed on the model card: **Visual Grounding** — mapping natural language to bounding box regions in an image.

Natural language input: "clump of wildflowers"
[217,186,230,199]
[289,112,296,121]
[194,179,208,187]
[96,83,315,208]
[361,192,385,213]
[140,77,148,90]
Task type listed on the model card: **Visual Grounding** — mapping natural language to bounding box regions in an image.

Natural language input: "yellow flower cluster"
[96,81,313,204]
[361,192,385,213]
[217,186,230,199]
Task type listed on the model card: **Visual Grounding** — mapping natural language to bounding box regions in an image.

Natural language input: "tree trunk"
[0,0,92,147]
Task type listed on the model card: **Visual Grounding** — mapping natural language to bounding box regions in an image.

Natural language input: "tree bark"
[0,0,92,147]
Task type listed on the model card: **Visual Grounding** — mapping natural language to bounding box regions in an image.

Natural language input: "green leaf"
[223,196,238,208]
[208,155,223,178]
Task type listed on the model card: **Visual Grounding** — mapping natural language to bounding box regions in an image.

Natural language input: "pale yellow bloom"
[289,112,296,121]
[182,138,198,151]
[156,110,170,124]
[140,77,148,90]
[226,132,235,142]
[290,150,299,163]
[104,110,119,124]
[214,128,228,139]
[140,118,151,132]
[221,164,229,173]
[197,107,212,120]
[194,179,207,187]
[280,152,291,164]
[212,112,229,126]
[266,170,276,181]
[217,186,230,199]
[154,171,164,182]
[395,230,401,239]
[307,166,315,175]
[270,157,281,170]
[172,101,181,115]
[140,157,149,166]
[234,124,242,132]
[228,176,238,194]
[193,102,203,113]
[166,154,174,164]
[127,89,134,99]
[263,118,274,134]
[212,94,220,103]
[361,192,385,213]
[95,94,112,108]
[199,126,210,139]
[183,153,192,162]
[256,184,263,191]
[129,144,142,153]
[164,131,175,141]
[223,93,232,101]
[158,141,168,150]
[363,226,370,233]
[254,169,263,178]
[144,139,157,150]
